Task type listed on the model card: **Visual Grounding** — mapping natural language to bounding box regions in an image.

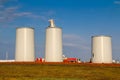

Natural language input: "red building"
[63,58,78,63]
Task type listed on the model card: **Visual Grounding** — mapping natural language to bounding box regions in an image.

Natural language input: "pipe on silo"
[45,19,63,62]
[15,27,35,62]
[91,36,112,63]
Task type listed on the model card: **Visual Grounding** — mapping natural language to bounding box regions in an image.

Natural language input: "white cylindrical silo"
[15,27,35,62]
[45,19,63,62]
[91,36,112,63]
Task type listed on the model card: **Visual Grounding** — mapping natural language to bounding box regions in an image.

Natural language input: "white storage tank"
[91,36,112,63]
[45,19,63,62]
[15,27,35,62]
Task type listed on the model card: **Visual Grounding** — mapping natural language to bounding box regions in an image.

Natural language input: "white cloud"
[63,34,91,61]
[63,34,90,50]
[0,5,3,8]
[0,0,50,23]
[5,6,18,11]
[0,6,44,22]
[63,34,81,40]
[114,1,120,4]
[13,12,32,16]
[0,0,8,4]
[63,34,85,42]
[0,7,17,22]
[63,43,79,47]
[0,0,17,4]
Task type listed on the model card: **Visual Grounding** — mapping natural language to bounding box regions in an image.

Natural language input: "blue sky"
[0,0,120,61]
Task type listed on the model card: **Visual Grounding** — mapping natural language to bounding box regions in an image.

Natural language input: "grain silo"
[91,36,112,63]
[45,19,63,62]
[15,27,35,62]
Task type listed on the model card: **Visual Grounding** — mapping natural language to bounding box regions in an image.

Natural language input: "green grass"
[0,63,120,80]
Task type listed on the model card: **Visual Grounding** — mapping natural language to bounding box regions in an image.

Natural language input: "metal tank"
[45,19,63,62]
[91,36,112,63]
[15,27,35,62]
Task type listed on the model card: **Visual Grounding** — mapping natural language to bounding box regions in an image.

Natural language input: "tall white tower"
[45,19,63,62]
[91,36,112,63]
[15,27,35,62]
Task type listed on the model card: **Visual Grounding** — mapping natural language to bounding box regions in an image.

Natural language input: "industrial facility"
[91,36,112,63]
[0,19,116,64]
[45,19,63,62]
[15,27,35,62]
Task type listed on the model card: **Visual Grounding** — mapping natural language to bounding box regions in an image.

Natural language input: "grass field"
[0,62,120,80]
